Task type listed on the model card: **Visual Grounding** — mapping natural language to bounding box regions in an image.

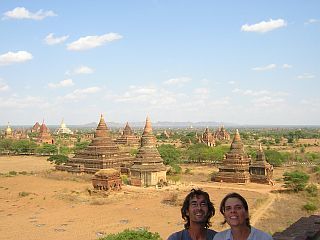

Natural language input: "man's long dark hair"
[181,188,215,229]
[219,192,250,227]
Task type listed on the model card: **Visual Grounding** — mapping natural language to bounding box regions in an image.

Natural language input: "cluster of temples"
[198,125,230,147]
[213,129,273,184]
[57,115,167,187]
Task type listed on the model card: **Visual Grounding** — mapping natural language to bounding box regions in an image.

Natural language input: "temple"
[115,122,140,147]
[249,143,274,184]
[130,116,167,187]
[38,121,54,144]
[57,114,134,174]
[4,122,13,139]
[31,122,40,133]
[56,119,73,135]
[200,127,216,147]
[213,129,251,183]
[92,168,122,191]
[215,125,230,141]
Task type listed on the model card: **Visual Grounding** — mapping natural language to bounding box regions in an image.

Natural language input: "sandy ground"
[0,156,316,240]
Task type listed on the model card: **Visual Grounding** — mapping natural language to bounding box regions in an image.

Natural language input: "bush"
[47,155,69,165]
[305,184,318,197]
[283,170,310,192]
[99,229,162,240]
[303,202,317,212]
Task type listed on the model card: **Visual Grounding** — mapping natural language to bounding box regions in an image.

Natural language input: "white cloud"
[48,79,74,88]
[163,77,191,85]
[67,33,123,51]
[63,87,101,100]
[3,7,57,20]
[0,51,33,66]
[305,19,319,25]
[194,88,209,95]
[252,64,276,71]
[233,88,289,97]
[241,19,287,33]
[0,81,9,91]
[73,66,94,74]
[252,96,285,107]
[282,64,292,69]
[297,73,315,79]
[228,81,236,85]
[45,33,69,45]
[0,95,49,108]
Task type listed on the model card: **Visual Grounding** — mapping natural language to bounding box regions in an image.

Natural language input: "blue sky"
[0,0,319,125]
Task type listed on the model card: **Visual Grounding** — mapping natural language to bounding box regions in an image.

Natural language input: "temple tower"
[201,127,216,147]
[249,143,274,184]
[56,119,73,135]
[115,122,140,147]
[213,129,251,183]
[130,116,167,187]
[38,121,54,144]
[5,122,13,139]
[215,125,230,141]
[58,114,134,174]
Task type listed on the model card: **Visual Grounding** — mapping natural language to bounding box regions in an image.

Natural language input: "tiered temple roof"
[56,119,73,135]
[115,122,140,147]
[200,127,216,147]
[130,116,166,187]
[38,121,54,144]
[213,129,251,183]
[215,125,230,141]
[5,122,13,139]
[31,122,40,133]
[250,143,274,184]
[58,114,134,174]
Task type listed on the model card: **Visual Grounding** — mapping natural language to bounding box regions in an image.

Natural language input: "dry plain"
[0,155,318,240]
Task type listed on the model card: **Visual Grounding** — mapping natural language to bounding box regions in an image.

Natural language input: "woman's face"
[223,197,248,228]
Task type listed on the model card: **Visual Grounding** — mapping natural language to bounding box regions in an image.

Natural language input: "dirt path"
[250,192,276,225]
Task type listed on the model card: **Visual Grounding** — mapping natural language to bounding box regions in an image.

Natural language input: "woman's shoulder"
[212,229,230,240]
[250,227,273,240]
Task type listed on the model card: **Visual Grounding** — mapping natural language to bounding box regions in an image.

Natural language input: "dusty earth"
[0,156,318,240]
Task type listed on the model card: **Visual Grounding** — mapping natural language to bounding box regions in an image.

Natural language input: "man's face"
[186,195,209,224]
[223,197,248,228]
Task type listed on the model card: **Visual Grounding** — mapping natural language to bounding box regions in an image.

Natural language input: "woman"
[213,192,273,240]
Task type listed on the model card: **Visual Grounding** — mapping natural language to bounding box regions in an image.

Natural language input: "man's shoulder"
[167,229,186,240]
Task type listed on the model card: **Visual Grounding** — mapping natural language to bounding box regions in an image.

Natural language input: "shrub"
[283,170,310,192]
[19,192,30,197]
[8,171,17,176]
[305,183,318,197]
[99,229,162,240]
[47,154,69,165]
[303,202,317,212]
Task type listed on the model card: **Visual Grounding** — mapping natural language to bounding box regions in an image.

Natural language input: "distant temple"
[31,122,40,133]
[115,122,140,147]
[249,143,274,184]
[200,127,216,147]
[57,114,134,174]
[213,129,251,183]
[38,121,54,144]
[213,129,273,184]
[214,125,230,141]
[4,122,13,139]
[130,116,167,187]
[56,119,73,135]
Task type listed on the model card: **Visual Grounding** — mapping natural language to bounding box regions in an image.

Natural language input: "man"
[167,188,216,240]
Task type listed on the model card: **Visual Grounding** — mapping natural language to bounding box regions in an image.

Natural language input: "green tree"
[73,141,90,152]
[36,143,58,154]
[157,144,181,165]
[99,229,162,240]
[47,154,69,165]
[0,139,14,152]
[11,140,37,153]
[283,170,310,192]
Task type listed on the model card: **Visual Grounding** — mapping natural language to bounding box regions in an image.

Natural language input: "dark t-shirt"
[167,229,216,240]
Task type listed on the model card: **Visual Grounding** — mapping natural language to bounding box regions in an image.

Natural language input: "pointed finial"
[143,115,152,134]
